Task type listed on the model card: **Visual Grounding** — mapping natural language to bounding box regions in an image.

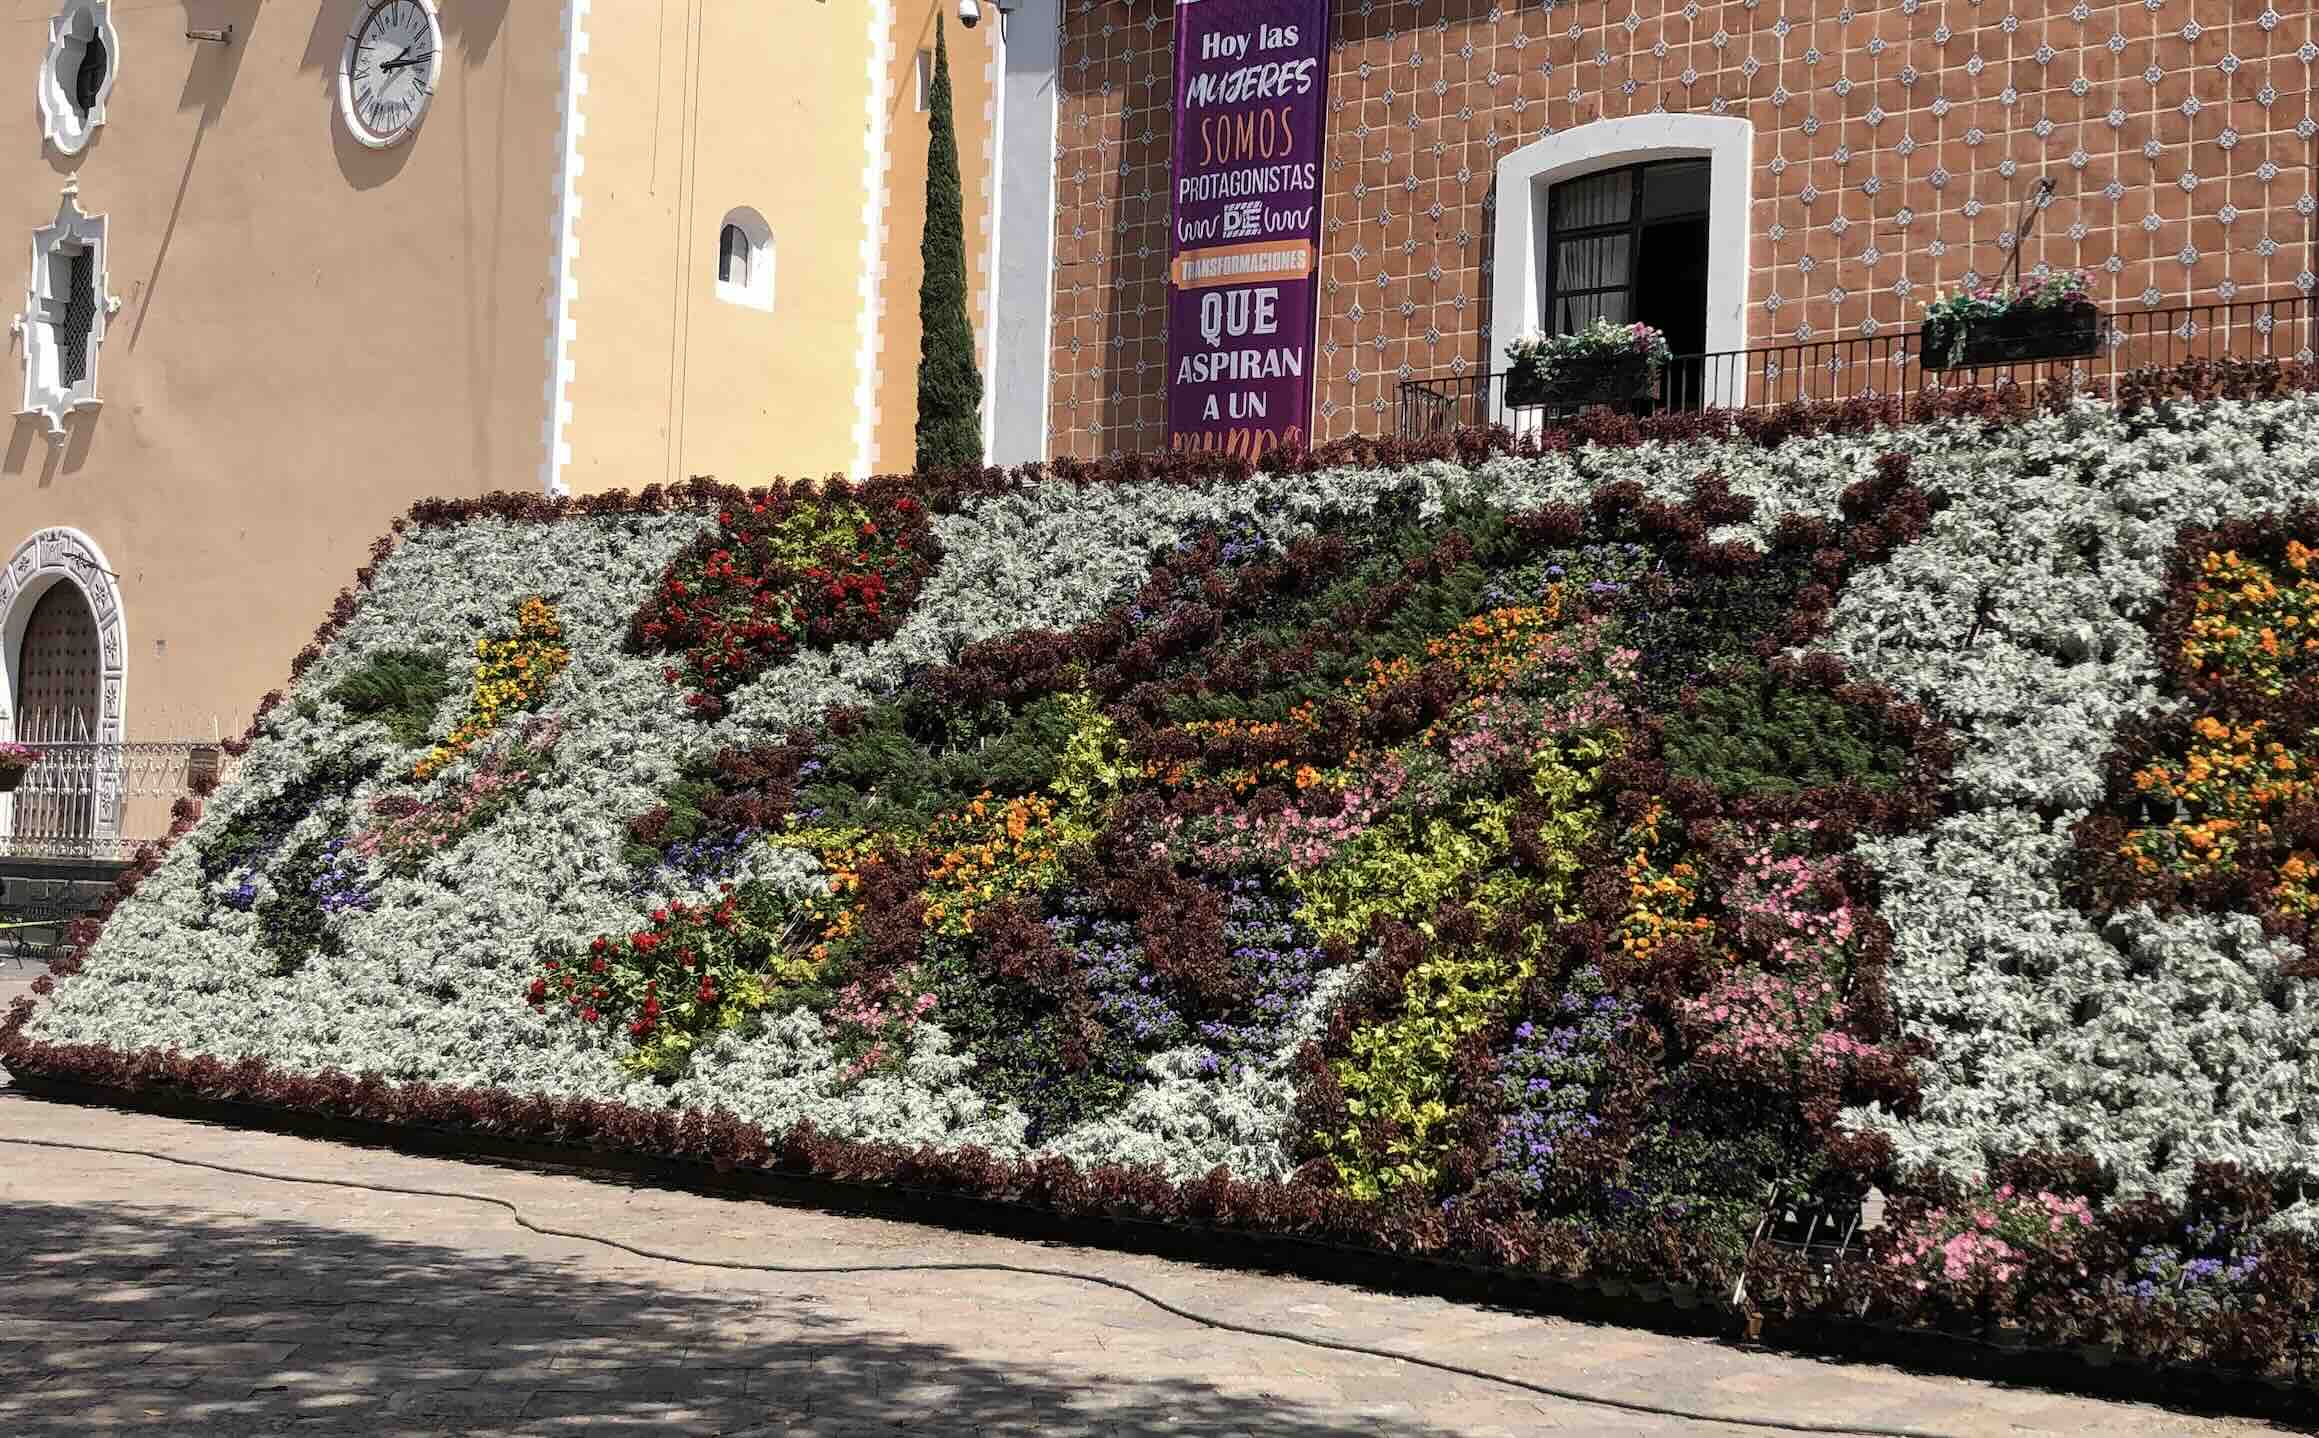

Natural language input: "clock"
[338,0,442,149]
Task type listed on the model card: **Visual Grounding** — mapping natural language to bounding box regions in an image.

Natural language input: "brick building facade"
[1045,0,2319,460]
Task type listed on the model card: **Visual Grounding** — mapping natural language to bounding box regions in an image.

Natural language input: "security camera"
[958,0,982,27]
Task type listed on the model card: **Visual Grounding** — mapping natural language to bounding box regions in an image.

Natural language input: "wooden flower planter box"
[1921,300,2102,371]
[1505,353,1658,409]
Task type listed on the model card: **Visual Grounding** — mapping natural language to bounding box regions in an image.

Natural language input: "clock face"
[338,0,442,149]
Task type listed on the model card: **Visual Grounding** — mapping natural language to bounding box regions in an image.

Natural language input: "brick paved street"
[0,1077,2302,1437]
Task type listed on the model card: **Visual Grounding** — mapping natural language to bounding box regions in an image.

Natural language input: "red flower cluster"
[525,886,798,1069]
[628,488,939,719]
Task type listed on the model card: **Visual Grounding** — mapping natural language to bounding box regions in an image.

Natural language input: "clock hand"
[381,52,435,71]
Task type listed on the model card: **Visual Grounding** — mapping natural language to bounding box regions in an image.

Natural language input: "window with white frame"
[18,184,111,437]
[1541,160,1710,353]
[713,208,773,311]
[1491,115,1755,408]
[38,1,118,157]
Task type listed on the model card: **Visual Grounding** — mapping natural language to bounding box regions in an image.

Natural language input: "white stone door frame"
[0,526,127,848]
[1490,114,1755,406]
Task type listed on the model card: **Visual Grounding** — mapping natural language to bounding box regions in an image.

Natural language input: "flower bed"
[12,362,2319,1400]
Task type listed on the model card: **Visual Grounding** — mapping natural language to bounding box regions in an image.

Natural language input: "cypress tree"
[914,19,985,472]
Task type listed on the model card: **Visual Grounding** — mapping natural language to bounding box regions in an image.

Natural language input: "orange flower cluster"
[2277,853,2319,919]
[2181,546,2319,698]
[1614,803,1713,961]
[919,791,1069,936]
[2119,552,2319,888]
[1420,593,1570,693]
[1350,654,1420,703]
[1155,703,1331,794]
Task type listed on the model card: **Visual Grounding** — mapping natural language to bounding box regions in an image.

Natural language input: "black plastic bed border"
[8,1071,2313,1426]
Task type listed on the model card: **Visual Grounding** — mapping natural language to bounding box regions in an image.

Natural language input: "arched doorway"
[12,581,100,846]
[0,528,128,854]
[17,581,100,734]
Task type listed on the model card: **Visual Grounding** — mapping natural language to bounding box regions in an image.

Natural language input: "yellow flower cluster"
[413,597,571,781]
[2182,547,2319,698]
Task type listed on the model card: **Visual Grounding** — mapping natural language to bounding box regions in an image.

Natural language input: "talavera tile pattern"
[1048,0,2319,458]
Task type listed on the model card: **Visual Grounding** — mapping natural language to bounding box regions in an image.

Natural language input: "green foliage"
[254,838,342,974]
[803,692,1096,835]
[1621,1078,1801,1229]
[1306,735,1614,1198]
[1049,693,1131,810]
[915,937,1145,1143]
[330,650,453,750]
[198,751,378,883]
[1322,941,1536,1199]
[1288,734,1610,943]
[913,19,984,472]
[1660,663,1911,796]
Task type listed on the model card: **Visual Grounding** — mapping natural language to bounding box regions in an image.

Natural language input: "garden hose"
[0,1127,1963,1438]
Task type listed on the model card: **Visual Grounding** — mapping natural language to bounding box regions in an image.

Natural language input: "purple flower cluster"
[655,826,763,890]
[1175,514,1275,568]
[1052,903,1190,1049]
[1048,880,1322,1074]
[2125,1241,2263,1315]
[1128,516,1279,630]
[308,838,377,916]
[1194,879,1325,1070]
[1485,971,1637,1199]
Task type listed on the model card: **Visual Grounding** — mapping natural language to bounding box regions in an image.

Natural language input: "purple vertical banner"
[1165,0,1330,459]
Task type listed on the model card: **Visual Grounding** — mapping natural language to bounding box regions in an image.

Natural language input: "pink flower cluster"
[1680,970,1855,1075]
[1441,685,1626,786]
[1676,828,1899,1084]
[1167,758,1414,873]
[829,968,938,1081]
[355,717,563,873]
[1889,1226,2024,1289]
[1885,1186,2096,1293]
[1725,833,1858,970]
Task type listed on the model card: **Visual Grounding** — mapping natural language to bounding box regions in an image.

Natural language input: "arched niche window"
[39,1,118,157]
[714,208,773,312]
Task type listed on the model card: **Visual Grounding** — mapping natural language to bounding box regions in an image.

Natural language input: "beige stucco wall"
[559,0,876,495]
[870,6,998,477]
[0,0,565,743]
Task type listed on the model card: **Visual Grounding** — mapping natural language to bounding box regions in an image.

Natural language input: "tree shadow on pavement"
[0,1199,1480,1436]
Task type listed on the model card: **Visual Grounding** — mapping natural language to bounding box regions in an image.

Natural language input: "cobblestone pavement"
[0,1084,2303,1437]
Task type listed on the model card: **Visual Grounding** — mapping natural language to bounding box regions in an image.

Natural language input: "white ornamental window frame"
[1490,114,1755,408]
[14,180,117,440]
[38,0,119,158]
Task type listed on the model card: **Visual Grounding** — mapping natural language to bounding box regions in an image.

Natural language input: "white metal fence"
[3,708,234,859]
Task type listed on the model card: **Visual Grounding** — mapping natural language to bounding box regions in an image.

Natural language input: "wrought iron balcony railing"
[3,708,237,863]
[1397,296,2319,436]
